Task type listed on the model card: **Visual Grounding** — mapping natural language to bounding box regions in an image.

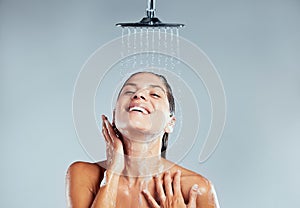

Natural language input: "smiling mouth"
[129,106,150,115]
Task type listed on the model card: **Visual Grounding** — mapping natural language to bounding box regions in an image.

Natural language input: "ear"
[164,115,176,133]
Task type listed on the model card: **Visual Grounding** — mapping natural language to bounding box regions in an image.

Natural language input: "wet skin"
[66,160,217,208]
[66,73,219,208]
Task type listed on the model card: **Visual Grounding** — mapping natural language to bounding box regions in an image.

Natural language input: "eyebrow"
[124,83,166,93]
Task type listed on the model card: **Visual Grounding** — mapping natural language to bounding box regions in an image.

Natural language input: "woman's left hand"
[142,170,199,208]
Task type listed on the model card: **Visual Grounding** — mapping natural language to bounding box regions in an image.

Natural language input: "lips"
[128,103,151,115]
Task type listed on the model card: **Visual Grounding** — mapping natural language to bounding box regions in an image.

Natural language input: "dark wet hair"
[119,71,175,158]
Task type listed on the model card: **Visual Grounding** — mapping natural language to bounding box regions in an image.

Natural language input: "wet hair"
[118,71,175,158]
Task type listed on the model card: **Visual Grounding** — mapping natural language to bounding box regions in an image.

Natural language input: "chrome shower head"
[116,0,184,28]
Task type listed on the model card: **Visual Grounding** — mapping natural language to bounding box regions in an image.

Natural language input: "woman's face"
[114,72,175,142]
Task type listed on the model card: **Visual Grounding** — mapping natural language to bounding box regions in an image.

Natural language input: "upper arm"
[65,162,104,208]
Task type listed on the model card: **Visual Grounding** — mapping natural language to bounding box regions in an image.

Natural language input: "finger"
[164,171,173,197]
[101,115,111,143]
[173,170,183,197]
[187,184,199,208]
[102,115,116,143]
[103,118,116,144]
[142,189,160,208]
[154,175,166,203]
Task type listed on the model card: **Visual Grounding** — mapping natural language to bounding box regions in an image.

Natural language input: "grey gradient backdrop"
[1,0,300,207]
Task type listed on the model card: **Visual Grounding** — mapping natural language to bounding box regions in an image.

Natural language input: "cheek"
[114,104,126,124]
[113,100,124,120]
[148,100,170,130]
[148,110,169,131]
[154,101,171,117]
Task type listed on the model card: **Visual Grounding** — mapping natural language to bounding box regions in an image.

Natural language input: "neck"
[121,136,164,177]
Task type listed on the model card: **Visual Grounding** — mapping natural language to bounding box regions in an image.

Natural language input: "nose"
[132,90,148,101]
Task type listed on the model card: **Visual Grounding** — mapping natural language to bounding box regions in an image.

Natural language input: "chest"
[115,181,157,208]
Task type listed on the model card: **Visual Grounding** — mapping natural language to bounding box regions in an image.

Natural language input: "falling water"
[139,28,144,65]
[119,27,181,76]
[158,29,161,66]
[133,28,137,69]
[151,28,155,66]
[120,28,125,76]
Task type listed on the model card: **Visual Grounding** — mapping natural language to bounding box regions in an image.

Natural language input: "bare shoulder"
[66,161,107,192]
[170,163,211,192]
[164,160,210,188]
[65,161,106,208]
[169,162,219,208]
[181,166,210,186]
[66,161,105,180]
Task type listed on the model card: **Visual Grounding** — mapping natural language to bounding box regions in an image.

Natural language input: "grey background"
[1,0,299,207]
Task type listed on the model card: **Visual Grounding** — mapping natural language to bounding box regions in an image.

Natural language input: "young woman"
[66,72,220,208]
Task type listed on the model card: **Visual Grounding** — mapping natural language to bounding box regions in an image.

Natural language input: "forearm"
[91,171,120,208]
[92,115,124,208]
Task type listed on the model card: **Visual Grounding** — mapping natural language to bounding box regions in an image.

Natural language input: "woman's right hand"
[101,115,124,174]
[90,116,124,208]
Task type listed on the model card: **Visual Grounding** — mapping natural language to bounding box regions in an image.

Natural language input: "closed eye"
[151,93,161,98]
[125,91,135,94]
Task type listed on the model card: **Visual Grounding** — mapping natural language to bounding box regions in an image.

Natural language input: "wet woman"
[66,72,220,208]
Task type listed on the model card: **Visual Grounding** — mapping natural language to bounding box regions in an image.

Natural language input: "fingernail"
[192,184,199,191]
[176,170,181,174]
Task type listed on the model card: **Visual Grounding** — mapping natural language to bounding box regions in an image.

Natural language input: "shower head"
[116,0,184,28]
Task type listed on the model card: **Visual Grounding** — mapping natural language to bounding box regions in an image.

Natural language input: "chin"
[115,113,166,141]
[118,124,163,143]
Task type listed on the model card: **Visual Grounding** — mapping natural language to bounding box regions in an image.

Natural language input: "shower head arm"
[146,0,156,18]
[116,0,184,28]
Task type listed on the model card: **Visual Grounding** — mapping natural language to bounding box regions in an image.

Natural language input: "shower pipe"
[116,0,184,28]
